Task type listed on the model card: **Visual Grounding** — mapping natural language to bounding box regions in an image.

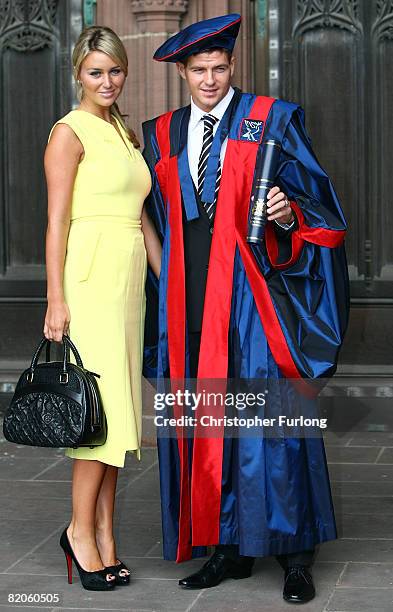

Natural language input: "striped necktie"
[198,114,221,221]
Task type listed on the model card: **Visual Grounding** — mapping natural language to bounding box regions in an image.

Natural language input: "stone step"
[0,360,28,385]
[0,392,12,415]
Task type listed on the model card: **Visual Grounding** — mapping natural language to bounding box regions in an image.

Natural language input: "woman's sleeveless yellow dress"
[49,110,151,467]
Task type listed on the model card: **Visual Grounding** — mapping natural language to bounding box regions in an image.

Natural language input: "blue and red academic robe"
[142,92,350,562]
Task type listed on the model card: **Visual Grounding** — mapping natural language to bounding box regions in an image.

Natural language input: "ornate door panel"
[256,0,393,366]
[0,0,82,366]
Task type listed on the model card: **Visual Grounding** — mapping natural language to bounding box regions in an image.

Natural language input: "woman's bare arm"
[141,206,162,279]
[44,124,83,342]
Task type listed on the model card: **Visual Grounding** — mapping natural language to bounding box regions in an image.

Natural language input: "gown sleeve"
[263,107,350,380]
[278,107,347,230]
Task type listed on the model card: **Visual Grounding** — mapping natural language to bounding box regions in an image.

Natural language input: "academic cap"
[153,13,241,63]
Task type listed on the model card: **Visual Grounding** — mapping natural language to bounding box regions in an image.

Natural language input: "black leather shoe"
[179,552,253,589]
[283,566,315,604]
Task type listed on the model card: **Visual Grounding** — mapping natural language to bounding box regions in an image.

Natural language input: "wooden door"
[0,0,82,366]
[256,0,393,368]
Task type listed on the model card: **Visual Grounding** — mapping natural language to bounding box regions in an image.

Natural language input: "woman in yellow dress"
[44,26,161,591]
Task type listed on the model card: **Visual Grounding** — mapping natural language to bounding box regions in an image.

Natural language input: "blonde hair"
[72,26,139,147]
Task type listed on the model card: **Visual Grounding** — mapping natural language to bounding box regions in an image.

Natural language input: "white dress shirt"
[187,86,294,228]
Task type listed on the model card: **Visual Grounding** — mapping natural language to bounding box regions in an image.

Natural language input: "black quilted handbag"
[3,335,107,448]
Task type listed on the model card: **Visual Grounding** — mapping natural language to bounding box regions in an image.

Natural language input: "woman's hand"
[44,300,71,342]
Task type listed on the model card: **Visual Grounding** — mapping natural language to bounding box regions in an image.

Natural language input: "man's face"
[177,49,235,112]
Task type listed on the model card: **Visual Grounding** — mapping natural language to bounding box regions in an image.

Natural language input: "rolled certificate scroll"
[247,139,282,244]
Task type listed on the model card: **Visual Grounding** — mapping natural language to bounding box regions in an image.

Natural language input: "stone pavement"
[0,414,393,612]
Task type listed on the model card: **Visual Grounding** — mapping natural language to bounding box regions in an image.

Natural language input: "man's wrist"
[275,214,295,230]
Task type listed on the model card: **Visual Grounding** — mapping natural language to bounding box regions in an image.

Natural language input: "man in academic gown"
[142,14,349,604]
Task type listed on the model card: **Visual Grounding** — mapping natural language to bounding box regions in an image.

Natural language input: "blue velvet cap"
[153,14,241,63]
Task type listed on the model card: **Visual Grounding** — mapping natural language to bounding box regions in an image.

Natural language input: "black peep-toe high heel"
[60,528,116,591]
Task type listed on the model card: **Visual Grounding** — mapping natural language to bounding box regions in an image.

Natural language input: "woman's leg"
[95,465,130,577]
[67,458,109,572]
[95,465,119,566]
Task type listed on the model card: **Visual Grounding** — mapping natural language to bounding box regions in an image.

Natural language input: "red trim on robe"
[191,96,276,546]
[155,116,192,562]
[265,201,305,269]
[265,201,346,270]
[154,112,173,208]
[292,201,346,247]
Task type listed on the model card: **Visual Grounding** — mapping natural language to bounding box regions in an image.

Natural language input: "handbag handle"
[29,336,84,379]
[45,337,70,363]
[62,335,84,368]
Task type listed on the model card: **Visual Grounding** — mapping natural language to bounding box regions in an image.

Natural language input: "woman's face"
[78,50,126,107]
